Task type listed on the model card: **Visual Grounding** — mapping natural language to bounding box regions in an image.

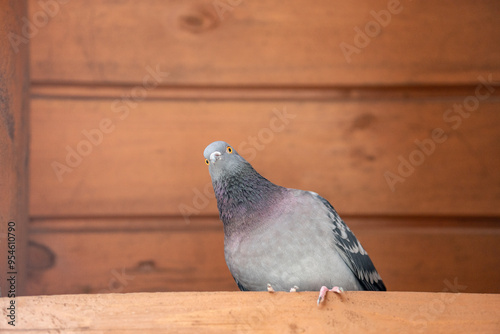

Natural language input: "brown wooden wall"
[27,0,500,295]
[0,0,29,297]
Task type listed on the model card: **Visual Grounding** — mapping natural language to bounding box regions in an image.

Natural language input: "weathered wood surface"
[25,0,500,298]
[30,84,500,101]
[30,98,500,217]
[26,217,500,295]
[29,0,500,85]
[1,292,499,333]
[0,0,29,297]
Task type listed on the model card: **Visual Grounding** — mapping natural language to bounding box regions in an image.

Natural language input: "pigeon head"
[203,141,249,181]
[203,140,285,232]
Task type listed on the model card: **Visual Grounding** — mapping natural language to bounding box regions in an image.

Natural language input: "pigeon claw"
[267,283,275,293]
[317,286,344,305]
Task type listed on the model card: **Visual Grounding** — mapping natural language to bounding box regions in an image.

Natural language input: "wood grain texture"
[25,0,500,300]
[27,218,235,296]
[26,217,500,295]
[29,0,500,85]
[0,0,29,297]
[30,83,500,101]
[1,291,499,333]
[30,98,500,217]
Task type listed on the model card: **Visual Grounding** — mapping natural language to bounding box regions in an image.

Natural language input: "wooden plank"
[26,217,500,295]
[1,292,499,333]
[30,83,500,101]
[30,98,500,217]
[0,0,29,297]
[356,218,500,293]
[26,219,236,296]
[29,0,500,86]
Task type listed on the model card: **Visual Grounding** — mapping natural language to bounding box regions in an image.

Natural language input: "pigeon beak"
[209,151,222,164]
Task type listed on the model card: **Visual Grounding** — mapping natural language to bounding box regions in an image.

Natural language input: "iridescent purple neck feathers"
[212,163,285,236]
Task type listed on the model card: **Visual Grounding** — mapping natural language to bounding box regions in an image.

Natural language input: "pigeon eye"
[205,159,210,165]
[226,146,233,154]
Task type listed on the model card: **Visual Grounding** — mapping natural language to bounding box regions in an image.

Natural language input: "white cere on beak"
[210,151,222,164]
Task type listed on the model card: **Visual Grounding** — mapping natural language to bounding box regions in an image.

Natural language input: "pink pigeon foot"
[317,286,344,305]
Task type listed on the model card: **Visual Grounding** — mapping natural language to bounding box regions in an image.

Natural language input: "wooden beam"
[0,292,499,332]
[26,217,500,295]
[29,0,500,86]
[0,0,29,297]
[30,83,500,101]
[30,98,500,217]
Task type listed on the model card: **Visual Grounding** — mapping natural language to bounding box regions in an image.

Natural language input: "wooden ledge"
[1,291,499,333]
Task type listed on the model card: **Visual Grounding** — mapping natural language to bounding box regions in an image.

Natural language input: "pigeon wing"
[313,193,387,291]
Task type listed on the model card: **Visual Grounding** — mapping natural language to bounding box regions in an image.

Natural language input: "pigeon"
[203,141,386,303]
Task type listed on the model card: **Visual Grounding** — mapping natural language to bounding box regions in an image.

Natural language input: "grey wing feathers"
[315,194,387,291]
[234,277,249,291]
